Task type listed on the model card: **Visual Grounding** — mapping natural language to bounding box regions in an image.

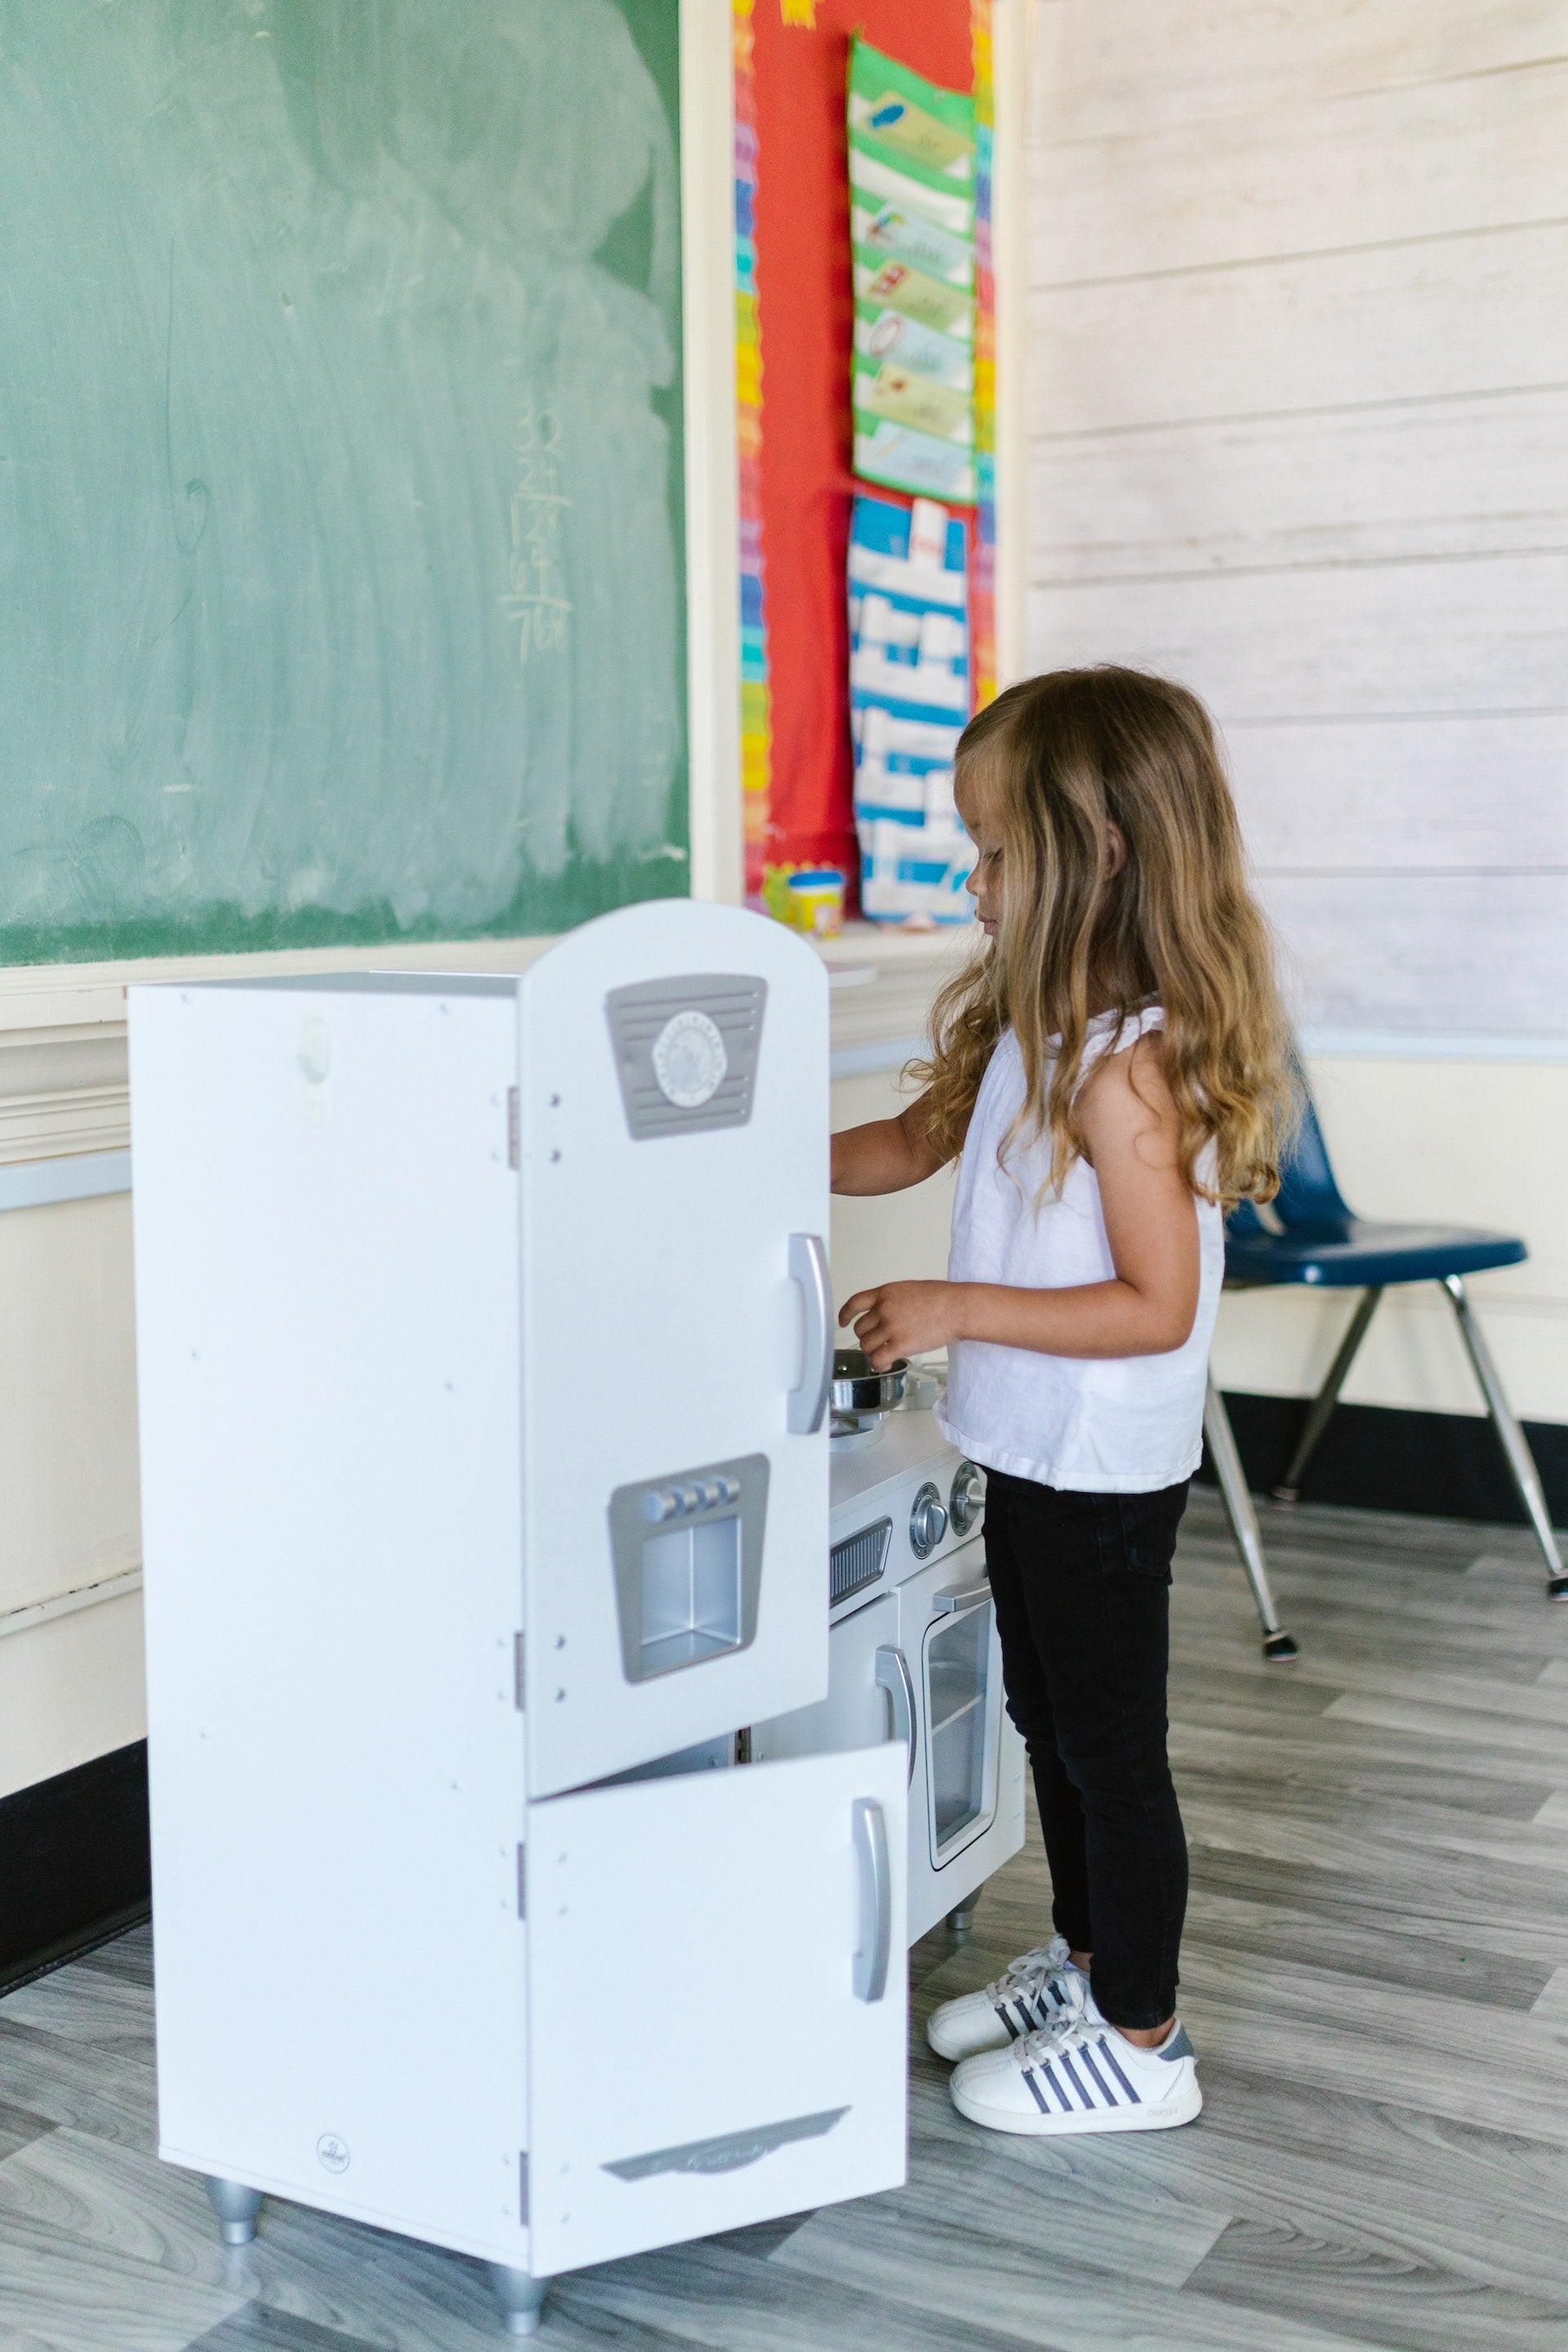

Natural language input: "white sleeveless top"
[935,1005,1223,1493]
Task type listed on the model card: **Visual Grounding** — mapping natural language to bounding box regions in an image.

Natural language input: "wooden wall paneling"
[1030,389,1568,581]
[1028,11,1568,1039]
[1030,225,1568,432]
[1027,548,1568,719]
[1032,62,1568,281]
[1262,873,1568,1031]
[1034,0,1568,139]
[1225,714,1568,870]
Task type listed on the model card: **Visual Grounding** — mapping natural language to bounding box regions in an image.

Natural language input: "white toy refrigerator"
[130,904,908,2336]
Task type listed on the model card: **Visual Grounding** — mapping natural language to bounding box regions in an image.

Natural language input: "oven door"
[897,1541,1004,1874]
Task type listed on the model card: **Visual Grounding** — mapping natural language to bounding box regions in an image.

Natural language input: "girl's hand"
[839,1281,966,1369]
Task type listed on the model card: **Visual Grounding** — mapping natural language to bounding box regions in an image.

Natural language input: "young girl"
[833,666,1291,2137]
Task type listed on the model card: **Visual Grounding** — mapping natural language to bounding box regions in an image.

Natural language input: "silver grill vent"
[605,974,767,1140]
[831,1517,891,1607]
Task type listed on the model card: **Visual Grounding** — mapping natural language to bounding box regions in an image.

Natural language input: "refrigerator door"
[750,1592,902,1767]
[519,903,831,1797]
[525,1742,907,2276]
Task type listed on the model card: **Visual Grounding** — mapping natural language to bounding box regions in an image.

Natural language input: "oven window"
[925,1601,996,1857]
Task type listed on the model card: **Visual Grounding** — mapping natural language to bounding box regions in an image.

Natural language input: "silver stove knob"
[909,1481,947,1561]
[950,1459,987,1536]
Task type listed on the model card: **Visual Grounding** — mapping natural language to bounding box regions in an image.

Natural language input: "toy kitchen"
[129,901,1022,2338]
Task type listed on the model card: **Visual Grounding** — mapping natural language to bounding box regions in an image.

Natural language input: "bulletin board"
[733,0,992,906]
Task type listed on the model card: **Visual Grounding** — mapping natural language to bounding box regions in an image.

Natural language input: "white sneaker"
[950,2013,1202,2136]
[926,1937,1088,2063]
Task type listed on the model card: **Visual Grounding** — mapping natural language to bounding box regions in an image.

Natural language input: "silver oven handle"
[786,1232,833,1435]
[933,1574,991,1615]
[851,1797,891,2003]
[874,1646,918,1788]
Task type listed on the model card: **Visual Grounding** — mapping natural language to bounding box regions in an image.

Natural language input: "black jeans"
[982,1468,1189,2029]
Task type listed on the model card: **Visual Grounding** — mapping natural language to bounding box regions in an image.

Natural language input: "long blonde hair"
[912,666,1294,1205]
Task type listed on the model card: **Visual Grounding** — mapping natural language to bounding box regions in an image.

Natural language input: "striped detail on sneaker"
[1030,2033,1146,2114]
[1094,2034,1142,2105]
[1037,2060,1074,2113]
[1056,2051,1096,2110]
[1076,2043,1118,2105]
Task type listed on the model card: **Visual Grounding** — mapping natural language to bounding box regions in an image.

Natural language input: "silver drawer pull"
[933,1575,991,1615]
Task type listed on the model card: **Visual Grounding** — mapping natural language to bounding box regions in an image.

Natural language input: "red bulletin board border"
[737,0,982,907]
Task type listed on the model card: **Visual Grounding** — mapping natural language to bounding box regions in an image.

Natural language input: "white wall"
[1027,0,1568,1038]
[1019,0,1568,1425]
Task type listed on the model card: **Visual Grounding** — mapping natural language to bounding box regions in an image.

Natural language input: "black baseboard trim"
[1199,1392,1568,1528]
[0,1741,151,1998]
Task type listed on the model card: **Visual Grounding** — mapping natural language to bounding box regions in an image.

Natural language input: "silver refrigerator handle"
[874,1646,918,1789]
[786,1232,833,1435]
[851,1797,891,2002]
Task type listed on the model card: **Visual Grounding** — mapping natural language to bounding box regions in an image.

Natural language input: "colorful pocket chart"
[848,37,977,509]
[849,491,975,926]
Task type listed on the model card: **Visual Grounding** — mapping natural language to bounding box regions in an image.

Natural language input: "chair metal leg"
[1204,1376,1299,1659]
[1274,1286,1383,1502]
[1443,1276,1568,1596]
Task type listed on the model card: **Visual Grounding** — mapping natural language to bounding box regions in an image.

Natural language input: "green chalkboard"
[0,0,688,964]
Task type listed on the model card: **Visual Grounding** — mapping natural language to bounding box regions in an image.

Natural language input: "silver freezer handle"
[851,1797,891,2003]
[874,1646,918,1789]
[786,1232,833,1435]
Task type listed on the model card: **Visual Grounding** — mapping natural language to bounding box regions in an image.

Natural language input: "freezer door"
[519,904,832,1797]
[525,1743,907,2277]
[750,1592,902,1766]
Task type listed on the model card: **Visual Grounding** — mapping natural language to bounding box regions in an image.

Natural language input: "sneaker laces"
[982,1939,1085,2034]
[982,1937,1070,2003]
[1012,2008,1094,2071]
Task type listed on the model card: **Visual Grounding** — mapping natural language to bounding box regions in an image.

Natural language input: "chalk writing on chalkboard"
[0,0,687,965]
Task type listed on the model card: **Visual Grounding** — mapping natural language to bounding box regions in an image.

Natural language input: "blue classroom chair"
[1205,1080,1567,1661]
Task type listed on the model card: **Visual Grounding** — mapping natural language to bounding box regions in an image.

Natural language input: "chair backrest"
[1227,1071,1354,1239]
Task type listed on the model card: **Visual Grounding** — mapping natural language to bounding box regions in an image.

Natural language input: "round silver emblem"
[316,2133,350,2174]
[651,1010,728,1111]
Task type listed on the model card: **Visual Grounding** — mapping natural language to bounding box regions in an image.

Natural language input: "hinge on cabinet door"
[506,1086,520,1169]
[514,1631,525,1709]
[516,1843,527,1920]
[519,2151,529,2225]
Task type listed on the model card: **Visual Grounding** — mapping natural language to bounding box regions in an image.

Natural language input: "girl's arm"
[840,1037,1200,1363]
[831,1090,950,1196]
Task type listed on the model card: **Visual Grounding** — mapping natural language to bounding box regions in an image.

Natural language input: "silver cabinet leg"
[1274,1286,1382,1501]
[204,2176,263,2247]
[1204,1377,1299,1659]
[488,2265,547,2337]
[947,1887,982,1935]
[1444,1276,1568,1596]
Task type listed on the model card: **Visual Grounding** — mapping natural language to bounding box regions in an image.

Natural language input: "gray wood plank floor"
[5,1489,1568,2350]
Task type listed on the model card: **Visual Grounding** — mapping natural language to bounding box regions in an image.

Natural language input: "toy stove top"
[827,1387,985,1619]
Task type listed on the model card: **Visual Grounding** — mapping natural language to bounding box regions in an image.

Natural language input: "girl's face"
[955,764,1004,938]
